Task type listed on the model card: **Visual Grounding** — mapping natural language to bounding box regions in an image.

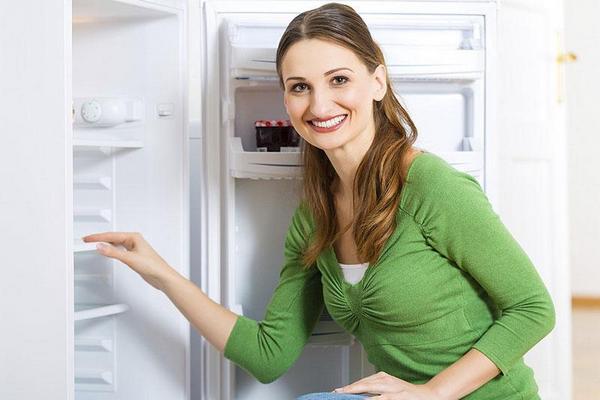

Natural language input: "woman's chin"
[306,136,346,151]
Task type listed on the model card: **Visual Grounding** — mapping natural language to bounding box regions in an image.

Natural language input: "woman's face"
[281,39,387,151]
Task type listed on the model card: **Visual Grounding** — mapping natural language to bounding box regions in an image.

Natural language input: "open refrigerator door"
[71,0,190,398]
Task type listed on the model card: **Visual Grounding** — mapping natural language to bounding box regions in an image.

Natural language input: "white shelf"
[435,150,482,166]
[74,274,111,286]
[74,208,112,222]
[75,337,113,352]
[230,136,302,180]
[230,136,483,180]
[435,150,483,176]
[229,45,483,80]
[74,369,114,389]
[74,239,97,253]
[73,138,144,149]
[74,304,130,321]
[73,0,181,23]
[74,176,112,190]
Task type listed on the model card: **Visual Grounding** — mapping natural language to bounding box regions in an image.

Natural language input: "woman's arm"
[84,232,239,353]
[85,203,323,385]
[160,270,239,353]
[424,348,500,400]
[408,158,556,377]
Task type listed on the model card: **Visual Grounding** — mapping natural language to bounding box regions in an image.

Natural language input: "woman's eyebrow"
[284,67,354,83]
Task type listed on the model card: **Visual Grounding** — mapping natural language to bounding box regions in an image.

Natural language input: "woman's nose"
[309,89,336,118]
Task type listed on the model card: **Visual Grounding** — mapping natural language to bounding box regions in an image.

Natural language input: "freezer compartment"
[226,14,484,79]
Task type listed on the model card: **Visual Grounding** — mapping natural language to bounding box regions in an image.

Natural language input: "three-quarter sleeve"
[223,204,324,384]
[409,158,556,376]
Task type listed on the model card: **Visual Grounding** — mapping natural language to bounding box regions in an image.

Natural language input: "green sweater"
[224,151,556,399]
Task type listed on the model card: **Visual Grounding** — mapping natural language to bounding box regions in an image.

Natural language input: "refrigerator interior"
[71,1,189,399]
[212,7,487,399]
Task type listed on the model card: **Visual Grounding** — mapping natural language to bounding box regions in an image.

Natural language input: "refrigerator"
[0,0,564,399]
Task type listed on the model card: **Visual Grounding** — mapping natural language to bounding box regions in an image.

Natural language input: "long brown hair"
[276,3,418,269]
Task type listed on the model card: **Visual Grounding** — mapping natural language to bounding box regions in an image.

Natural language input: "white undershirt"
[338,262,370,284]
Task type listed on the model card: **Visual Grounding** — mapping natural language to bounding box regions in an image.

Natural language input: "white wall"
[565,1,600,297]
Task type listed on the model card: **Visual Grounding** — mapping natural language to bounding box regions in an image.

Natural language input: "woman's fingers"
[95,242,138,269]
[335,372,409,395]
[83,232,139,251]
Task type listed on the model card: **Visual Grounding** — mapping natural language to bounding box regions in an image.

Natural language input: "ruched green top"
[223,151,556,399]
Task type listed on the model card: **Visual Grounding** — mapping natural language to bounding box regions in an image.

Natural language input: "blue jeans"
[296,393,369,400]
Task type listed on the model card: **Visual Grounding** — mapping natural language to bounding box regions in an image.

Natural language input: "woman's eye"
[332,76,349,85]
[291,83,308,92]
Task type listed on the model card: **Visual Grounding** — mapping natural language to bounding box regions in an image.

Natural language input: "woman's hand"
[82,232,180,292]
[332,371,446,400]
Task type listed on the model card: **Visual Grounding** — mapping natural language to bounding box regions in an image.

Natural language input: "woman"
[83,3,555,399]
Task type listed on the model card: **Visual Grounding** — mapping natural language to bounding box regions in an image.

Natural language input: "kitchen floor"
[572,306,600,399]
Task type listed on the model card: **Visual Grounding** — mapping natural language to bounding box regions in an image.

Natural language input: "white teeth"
[311,115,346,128]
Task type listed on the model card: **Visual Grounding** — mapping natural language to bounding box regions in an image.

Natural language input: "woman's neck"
[324,125,375,198]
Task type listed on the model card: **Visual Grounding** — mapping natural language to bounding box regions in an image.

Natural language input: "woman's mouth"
[307,114,348,133]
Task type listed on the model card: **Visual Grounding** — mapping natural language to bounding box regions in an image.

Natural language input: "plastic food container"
[255,120,300,152]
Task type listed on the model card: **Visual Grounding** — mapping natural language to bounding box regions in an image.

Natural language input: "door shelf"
[73,0,181,22]
[74,176,112,190]
[435,150,482,166]
[74,208,112,222]
[434,150,483,176]
[75,337,114,352]
[74,274,111,285]
[229,45,484,80]
[230,136,482,180]
[74,239,101,253]
[74,304,130,321]
[230,136,302,180]
[74,369,114,391]
[73,138,144,149]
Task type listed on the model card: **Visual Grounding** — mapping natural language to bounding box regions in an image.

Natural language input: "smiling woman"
[222,2,555,399]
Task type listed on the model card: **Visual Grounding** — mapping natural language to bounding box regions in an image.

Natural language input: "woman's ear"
[372,64,387,102]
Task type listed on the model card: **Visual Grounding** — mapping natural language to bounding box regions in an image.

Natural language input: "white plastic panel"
[73,0,182,23]
[226,14,484,78]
